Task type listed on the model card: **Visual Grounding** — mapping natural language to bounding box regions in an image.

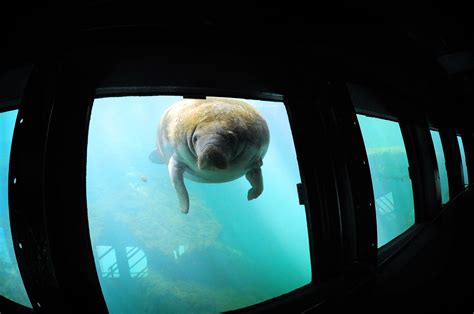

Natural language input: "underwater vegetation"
[115,171,222,257]
[366,146,411,182]
[88,169,278,313]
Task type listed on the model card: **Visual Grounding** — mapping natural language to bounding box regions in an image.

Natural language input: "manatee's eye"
[192,133,199,144]
[226,131,238,148]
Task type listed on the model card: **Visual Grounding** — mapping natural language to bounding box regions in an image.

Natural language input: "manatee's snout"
[198,146,229,170]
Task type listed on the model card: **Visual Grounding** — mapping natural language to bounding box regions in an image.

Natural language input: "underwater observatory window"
[356,114,415,248]
[86,96,312,313]
[430,130,450,204]
[457,135,469,187]
[0,109,32,308]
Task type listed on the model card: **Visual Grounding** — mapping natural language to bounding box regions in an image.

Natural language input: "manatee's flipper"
[245,163,263,201]
[168,155,190,214]
[149,149,166,164]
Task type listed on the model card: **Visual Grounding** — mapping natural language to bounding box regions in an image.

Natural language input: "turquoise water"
[457,136,469,187]
[86,96,312,313]
[0,110,32,308]
[430,130,450,204]
[357,115,415,248]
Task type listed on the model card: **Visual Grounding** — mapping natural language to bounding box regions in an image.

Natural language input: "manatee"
[149,97,270,214]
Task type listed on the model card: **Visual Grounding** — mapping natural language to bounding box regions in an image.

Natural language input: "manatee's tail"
[148,149,166,164]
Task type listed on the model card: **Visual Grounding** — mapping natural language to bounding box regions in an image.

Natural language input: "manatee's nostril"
[198,147,228,170]
[213,154,228,169]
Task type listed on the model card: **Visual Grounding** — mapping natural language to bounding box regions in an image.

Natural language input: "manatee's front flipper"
[245,164,264,201]
[168,155,190,214]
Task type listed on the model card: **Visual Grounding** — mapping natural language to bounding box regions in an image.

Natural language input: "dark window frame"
[6,49,345,313]
[0,108,33,313]
[345,83,437,267]
[440,128,465,199]
[455,132,470,188]
[461,131,474,187]
[429,127,450,206]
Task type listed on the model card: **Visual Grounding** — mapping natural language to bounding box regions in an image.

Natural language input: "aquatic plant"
[88,170,222,257]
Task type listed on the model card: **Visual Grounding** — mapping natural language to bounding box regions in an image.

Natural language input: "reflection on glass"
[87,96,311,313]
[457,136,469,187]
[0,110,32,307]
[96,246,120,278]
[126,247,148,278]
[430,130,450,204]
[357,115,415,247]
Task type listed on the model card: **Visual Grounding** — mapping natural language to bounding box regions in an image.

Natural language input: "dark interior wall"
[317,187,473,314]
[1,3,472,130]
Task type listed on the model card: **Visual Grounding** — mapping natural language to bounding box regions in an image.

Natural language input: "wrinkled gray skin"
[153,98,269,214]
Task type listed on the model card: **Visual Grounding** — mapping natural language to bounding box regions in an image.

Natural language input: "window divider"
[440,128,464,198]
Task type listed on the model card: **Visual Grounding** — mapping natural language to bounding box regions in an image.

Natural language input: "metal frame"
[343,83,443,267]
[327,81,378,278]
[0,104,33,313]
[4,41,471,314]
[440,128,465,199]
[8,64,63,313]
[460,131,474,187]
[4,48,346,313]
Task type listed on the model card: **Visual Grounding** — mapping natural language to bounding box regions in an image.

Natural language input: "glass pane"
[457,136,469,187]
[87,96,312,313]
[357,115,415,247]
[0,110,32,308]
[430,130,450,204]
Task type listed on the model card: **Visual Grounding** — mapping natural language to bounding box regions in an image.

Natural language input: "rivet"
[18,242,23,249]
[19,118,24,124]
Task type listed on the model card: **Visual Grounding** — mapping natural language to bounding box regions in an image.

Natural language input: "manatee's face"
[189,123,243,171]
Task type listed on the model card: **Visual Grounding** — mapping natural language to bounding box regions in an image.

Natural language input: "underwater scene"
[357,114,415,247]
[430,130,450,204]
[457,135,469,187]
[0,109,32,308]
[86,96,312,313]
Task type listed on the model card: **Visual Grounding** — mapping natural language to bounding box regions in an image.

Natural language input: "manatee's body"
[150,97,270,214]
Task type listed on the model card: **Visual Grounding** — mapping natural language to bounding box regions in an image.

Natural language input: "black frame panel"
[22,44,342,313]
[331,82,378,271]
[6,32,471,314]
[8,64,64,313]
[345,83,440,266]
[440,128,464,198]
